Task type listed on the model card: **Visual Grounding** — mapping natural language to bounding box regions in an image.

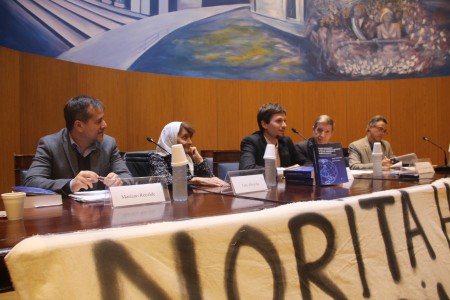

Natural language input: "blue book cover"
[284,166,315,179]
[12,186,57,196]
[312,143,349,186]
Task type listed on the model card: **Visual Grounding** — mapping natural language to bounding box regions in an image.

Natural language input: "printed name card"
[415,161,435,175]
[230,174,268,194]
[110,183,166,207]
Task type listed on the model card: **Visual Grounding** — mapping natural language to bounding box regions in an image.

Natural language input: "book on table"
[284,143,348,186]
[12,186,62,208]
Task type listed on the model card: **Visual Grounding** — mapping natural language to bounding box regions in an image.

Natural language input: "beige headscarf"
[156,122,194,174]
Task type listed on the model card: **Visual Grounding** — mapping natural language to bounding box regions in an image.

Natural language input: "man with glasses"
[348,115,394,169]
[295,115,335,165]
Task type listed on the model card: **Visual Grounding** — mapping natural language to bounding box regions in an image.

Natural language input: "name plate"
[110,183,166,207]
[230,174,268,194]
[415,161,435,175]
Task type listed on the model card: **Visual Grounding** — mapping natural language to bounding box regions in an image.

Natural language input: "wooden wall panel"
[390,78,439,163]
[436,77,450,166]
[76,64,129,151]
[1,47,449,193]
[215,80,242,149]
[0,48,20,192]
[298,82,348,144]
[172,77,219,151]
[126,72,175,151]
[20,53,77,152]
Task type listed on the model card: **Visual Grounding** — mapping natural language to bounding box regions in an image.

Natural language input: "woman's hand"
[191,176,225,187]
[188,146,203,164]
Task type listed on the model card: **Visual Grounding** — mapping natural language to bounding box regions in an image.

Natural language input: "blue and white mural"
[1,0,449,81]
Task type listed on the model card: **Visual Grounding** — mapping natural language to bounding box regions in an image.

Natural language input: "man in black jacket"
[239,103,303,170]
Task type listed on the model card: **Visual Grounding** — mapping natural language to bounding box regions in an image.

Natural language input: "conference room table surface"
[0,173,444,251]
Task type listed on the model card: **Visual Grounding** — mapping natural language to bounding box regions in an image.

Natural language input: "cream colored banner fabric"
[6,178,450,299]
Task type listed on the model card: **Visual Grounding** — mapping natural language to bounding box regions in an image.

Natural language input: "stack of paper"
[69,190,110,203]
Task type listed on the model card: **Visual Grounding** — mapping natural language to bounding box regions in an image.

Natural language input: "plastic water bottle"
[372,142,383,177]
[171,144,188,201]
[172,165,188,201]
[264,158,277,187]
[264,144,277,187]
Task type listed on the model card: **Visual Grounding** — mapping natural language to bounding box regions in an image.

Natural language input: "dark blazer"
[239,131,302,170]
[24,128,132,194]
[294,137,316,166]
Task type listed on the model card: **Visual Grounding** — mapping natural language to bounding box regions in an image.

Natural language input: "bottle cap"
[372,142,382,154]
[171,144,188,166]
[263,144,277,160]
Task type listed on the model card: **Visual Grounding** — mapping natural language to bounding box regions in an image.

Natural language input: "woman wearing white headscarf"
[149,121,224,186]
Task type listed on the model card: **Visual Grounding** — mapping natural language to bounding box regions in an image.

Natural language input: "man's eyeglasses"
[372,126,388,134]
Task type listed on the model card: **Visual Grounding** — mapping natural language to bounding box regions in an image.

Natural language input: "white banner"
[6,179,450,299]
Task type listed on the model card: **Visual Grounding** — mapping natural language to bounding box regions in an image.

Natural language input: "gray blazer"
[348,136,393,170]
[24,128,132,194]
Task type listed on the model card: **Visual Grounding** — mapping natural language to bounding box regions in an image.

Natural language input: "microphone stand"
[422,136,450,174]
[291,128,320,181]
[146,137,171,155]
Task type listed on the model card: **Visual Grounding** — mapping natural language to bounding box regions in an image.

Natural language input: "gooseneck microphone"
[291,128,308,141]
[422,136,450,173]
[146,137,170,155]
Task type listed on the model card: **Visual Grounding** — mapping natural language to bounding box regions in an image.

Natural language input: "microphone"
[146,137,170,155]
[292,128,317,168]
[422,136,450,173]
[291,128,308,141]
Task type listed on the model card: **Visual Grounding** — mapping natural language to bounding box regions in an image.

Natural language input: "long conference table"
[0,172,447,296]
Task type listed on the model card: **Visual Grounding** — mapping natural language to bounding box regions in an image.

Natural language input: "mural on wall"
[1,0,449,81]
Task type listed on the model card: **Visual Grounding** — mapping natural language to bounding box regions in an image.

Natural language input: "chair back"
[14,154,35,186]
[123,151,154,177]
[201,150,241,180]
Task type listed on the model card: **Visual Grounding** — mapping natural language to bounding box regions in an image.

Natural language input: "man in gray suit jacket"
[25,95,132,195]
[348,115,394,170]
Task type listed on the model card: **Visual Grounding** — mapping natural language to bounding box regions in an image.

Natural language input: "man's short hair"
[257,103,286,132]
[64,95,105,131]
[313,115,335,132]
[366,115,388,131]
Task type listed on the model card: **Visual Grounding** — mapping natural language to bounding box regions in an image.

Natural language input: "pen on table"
[87,176,105,182]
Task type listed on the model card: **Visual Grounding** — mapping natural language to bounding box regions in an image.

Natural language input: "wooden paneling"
[436,77,450,165]
[0,47,20,192]
[77,64,129,150]
[172,76,219,151]
[390,78,439,162]
[126,72,174,151]
[215,80,242,149]
[1,47,449,193]
[20,53,77,152]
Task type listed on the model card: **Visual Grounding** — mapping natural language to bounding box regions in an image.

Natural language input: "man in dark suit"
[239,103,303,170]
[25,95,132,195]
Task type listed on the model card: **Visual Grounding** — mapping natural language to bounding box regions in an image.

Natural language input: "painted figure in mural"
[148,121,224,186]
[348,115,394,170]
[350,3,376,40]
[295,115,335,165]
[377,8,401,40]
[24,95,132,195]
[239,103,303,170]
